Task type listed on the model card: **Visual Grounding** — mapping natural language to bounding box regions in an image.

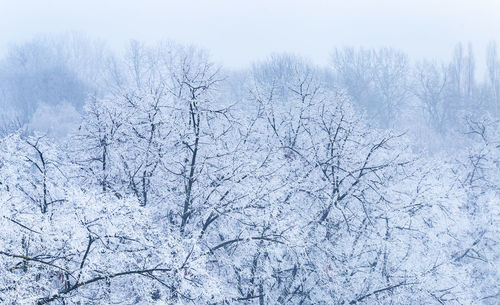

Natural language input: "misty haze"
[0,1,499,304]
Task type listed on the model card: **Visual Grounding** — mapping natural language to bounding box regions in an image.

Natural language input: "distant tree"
[0,34,108,130]
[412,60,450,133]
[486,42,500,116]
[332,47,409,128]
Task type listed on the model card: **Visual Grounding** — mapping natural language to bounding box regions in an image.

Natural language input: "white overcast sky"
[1,0,500,69]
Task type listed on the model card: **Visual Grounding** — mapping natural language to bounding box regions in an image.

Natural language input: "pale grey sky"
[1,0,499,69]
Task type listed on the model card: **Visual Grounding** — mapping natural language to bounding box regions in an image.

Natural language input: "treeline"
[0,35,499,151]
[0,37,499,304]
[332,44,499,148]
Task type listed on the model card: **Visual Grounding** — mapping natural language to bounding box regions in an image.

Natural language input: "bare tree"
[412,60,450,133]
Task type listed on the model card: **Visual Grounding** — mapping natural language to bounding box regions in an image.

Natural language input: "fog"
[0,2,499,304]
[2,0,500,68]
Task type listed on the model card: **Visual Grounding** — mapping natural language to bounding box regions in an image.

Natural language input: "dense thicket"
[0,38,499,304]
